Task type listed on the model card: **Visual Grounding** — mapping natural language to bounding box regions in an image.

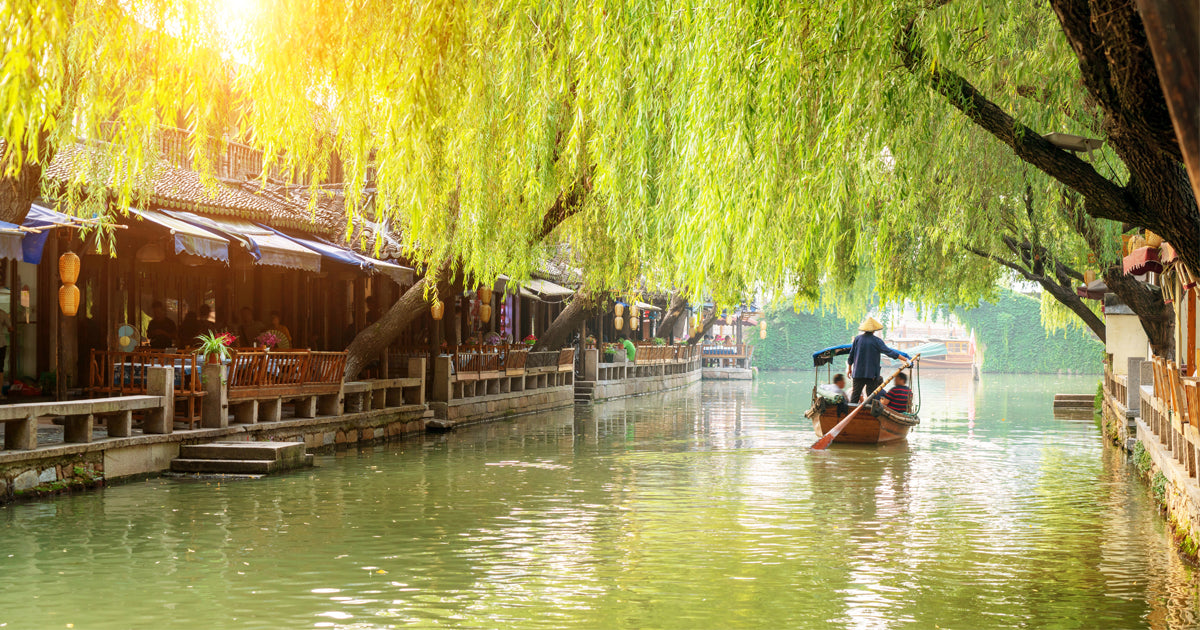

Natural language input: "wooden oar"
[811,354,920,450]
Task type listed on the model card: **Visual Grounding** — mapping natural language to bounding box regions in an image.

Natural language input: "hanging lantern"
[480,303,492,322]
[630,315,639,331]
[614,315,624,331]
[430,299,445,321]
[759,320,767,339]
[59,251,80,284]
[615,302,625,317]
[630,303,640,319]
[478,287,493,305]
[58,283,80,317]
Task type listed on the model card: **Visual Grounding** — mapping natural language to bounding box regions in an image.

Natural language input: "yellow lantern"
[480,303,492,322]
[59,251,80,284]
[630,314,639,331]
[430,299,445,321]
[759,320,767,340]
[478,287,493,305]
[630,303,640,319]
[615,303,625,317]
[59,283,80,316]
[614,315,624,331]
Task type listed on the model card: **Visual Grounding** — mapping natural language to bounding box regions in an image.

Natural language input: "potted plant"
[585,335,597,349]
[523,334,537,346]
[652,337,666,346]
[603,342,617,363]
[196,331,235,364]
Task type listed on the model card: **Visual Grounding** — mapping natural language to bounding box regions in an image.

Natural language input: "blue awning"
[163,210,321,271]
[130,208,229,262]
[261,226,371,270]
[22,204,85,264]
[0,220,23,261]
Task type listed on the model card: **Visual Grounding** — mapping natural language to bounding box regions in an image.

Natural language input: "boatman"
[846,317,910,404]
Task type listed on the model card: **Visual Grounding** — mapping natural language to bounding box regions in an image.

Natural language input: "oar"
[811,354,920,451]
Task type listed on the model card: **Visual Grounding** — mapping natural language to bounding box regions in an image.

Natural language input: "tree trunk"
[655,292,688,341]
[1102,268,1176,359]
[1041,281,1107,343]
[687,312,718,345]
[532,293,604,351]
[344,277,432,380]
[0,138,48,224]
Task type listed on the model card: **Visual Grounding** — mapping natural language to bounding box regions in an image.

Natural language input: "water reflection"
[0,373,1196,629]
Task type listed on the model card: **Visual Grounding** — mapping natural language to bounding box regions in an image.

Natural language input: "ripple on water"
[0,373,1196,629]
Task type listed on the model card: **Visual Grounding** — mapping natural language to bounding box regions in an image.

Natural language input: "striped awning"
[131,208,229,262]
[164,210,321,272]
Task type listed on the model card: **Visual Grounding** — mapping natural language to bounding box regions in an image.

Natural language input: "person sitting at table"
[146,301,177,349]
[267,311,293,349]
[179,304,213,346]
[238,307,264,347]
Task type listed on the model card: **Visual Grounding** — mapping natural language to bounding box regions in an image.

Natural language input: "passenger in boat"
[831,373,849,415]
[847,317,910,404]
[882,372,913,413]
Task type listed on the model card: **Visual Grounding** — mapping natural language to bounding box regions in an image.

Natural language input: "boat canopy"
[811,344,852,367]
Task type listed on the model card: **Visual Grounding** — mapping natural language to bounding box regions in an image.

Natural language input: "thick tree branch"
[896,22,1137,226]
[963,244,1106,342]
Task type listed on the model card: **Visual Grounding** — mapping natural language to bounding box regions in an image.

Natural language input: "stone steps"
[1054,394,1095,409]
[575,380,595,404]
[170,441,312,475]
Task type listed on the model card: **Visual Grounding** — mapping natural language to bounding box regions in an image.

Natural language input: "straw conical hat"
[858,317,884,332]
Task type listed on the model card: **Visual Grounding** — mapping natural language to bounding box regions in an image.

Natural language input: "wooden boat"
[806,344,921,445]
[805,397,919,444]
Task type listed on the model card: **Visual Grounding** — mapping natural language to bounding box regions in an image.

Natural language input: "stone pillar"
[1127,357,1143,412]
[434,356,452,401]
[143,366,174,434]
[406,358,426,405]
[108,410,133,437]
[201,363,229,429]
[585,348,598,381]
[63,414,94,443]
[3,416,37,450]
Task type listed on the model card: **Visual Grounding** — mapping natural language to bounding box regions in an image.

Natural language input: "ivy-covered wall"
[748,311,860,372]
[956,290,1102,374]
[750,290,1102,374]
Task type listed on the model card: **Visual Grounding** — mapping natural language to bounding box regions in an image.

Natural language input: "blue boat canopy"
[812,344,852,367]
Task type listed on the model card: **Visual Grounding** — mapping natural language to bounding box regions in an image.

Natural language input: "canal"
[1,373,1198,628]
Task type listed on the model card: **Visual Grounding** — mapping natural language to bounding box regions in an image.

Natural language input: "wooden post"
[143,365,174,434]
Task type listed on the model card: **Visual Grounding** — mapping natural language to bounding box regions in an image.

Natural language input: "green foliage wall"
[748,311,860,372]
[955,290,1102,374]
[750,290,1102,374]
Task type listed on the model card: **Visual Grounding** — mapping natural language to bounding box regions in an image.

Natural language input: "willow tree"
[2,0,1194,355]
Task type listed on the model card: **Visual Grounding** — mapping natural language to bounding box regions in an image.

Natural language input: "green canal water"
[2,373,1199,629]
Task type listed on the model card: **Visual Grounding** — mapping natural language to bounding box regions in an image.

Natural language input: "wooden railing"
[702,343,751,359]
[1144,356,1200,479]
[228,350,347,397]
[557,348,576,371]
[451,345,504,381]
[505,348,529,374]
[88,350,206,428]
[1104,361,1128,405]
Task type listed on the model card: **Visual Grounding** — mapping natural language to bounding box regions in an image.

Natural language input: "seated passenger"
[882,372,913,413]
[832,373,849,414]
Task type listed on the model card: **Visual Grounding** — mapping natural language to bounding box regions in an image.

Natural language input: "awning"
[518,278,574,301]
[1123,246,1162,276]
[1076,278,1108,300]
[634,301,662,312]
[264,228,370,270]
[164,210,321,272]
[22,203,90,264]
[0,221,23,262]
[130,208,229,262]
[372,260,416,284]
